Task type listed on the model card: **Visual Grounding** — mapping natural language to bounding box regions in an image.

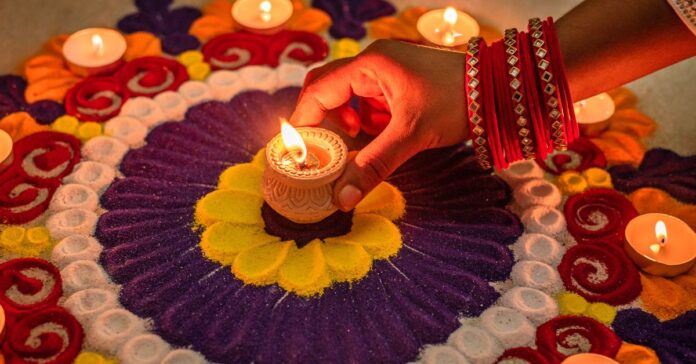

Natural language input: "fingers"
[326,103,361,137]
[289,58,357,127]
[333,120,423,211]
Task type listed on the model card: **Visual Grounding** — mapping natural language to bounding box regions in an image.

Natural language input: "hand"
[290,40,469,211]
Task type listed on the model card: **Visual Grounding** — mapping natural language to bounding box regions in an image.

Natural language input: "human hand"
[290,40,469,211]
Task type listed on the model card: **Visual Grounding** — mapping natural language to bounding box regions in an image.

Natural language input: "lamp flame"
[91,33,104,56]
[443,7,458,25]
[441,7,459,46]
[650,220,668,254]
[656,220,668,244]
[280,119,307,165]
[259,0,272,22]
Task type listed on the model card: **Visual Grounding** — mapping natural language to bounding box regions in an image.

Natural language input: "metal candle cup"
[262,127,347,224]
[624,213,696,277]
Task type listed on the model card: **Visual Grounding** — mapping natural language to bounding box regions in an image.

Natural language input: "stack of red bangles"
[465,17,579,170]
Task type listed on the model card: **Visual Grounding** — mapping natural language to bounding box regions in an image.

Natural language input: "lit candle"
[231,0,294,34]
[561,353,619,364]
[62,28,126,77]
[262,119,347,223]
[573,92,615,136]
[0,129,13,173]
[624,213,696,277]
[416,7,480,47]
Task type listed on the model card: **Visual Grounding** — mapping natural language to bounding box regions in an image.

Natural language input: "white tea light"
[63,28,126,76]
[417,7,479,47]
[232,0,293,34]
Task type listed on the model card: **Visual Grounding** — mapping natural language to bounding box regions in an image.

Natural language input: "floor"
[1,0,694,155]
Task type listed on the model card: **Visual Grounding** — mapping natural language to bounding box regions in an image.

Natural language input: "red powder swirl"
[202,31,328,70]
[0,176,58,224]
[116,56,189,97]
[538,138,607,175]
[496,347,551,364]
[0,258,62,318]
[64,77,129,121]
[11,131,81,183]
[564,188,638,245]
[0,132,79,223]
[536,316,621,362]
[3,306,83,364]
[268,31,328,67]
[558,243,641,305]
[202,32,270,70]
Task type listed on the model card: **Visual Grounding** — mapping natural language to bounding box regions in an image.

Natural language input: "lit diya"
[262,119,347,223]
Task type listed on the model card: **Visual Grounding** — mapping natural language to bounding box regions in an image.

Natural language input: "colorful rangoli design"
[0,1,694,364]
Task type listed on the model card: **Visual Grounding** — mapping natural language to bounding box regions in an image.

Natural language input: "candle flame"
[280,118,307,165]
[259,0,272,22]
[444,7,458,25]
[91,33,104,56]
[440,7,459,46]
[655,220,668,245]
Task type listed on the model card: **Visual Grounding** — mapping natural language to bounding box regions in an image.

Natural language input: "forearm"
[557,0,696,100]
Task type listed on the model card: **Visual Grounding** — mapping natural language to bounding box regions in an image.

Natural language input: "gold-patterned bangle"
[504,28,535,159]
[529,17,567,151]
[466,36,492,169]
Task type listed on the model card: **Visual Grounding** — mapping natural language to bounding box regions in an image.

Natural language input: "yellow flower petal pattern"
[218,163,264,195]
[233,241,292,285]
[325,214,401,259]
[197,150,404,296]
[251,148,266,169]
[195,189,264,226]
[322,241,372,282]
[278,240,331,296]
[201,222,280,265]
[355,182,405,220]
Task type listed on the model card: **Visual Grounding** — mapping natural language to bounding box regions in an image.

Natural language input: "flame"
[259,0,272,22]
[91,33,104,56]
[655,220,668,244]
[443,7,458,25]
[280,119,307,165]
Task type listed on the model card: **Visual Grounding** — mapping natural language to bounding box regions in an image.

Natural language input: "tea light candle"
[416,7,480,47]
[0,129,13,173]
[624,213,696,277]
[561,353,618,364]
[573,92,615,137]
[62,28,126,77]
[231,0,293,34]
[262,120,347,223]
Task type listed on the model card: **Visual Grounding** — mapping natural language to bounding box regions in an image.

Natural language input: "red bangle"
[544,17,579,141]
[504,28,536,160]
[518,30,552,160]
[492,39,521,165]
[465,37,493,169]
[529,18,568,151]
[481,38,506,169]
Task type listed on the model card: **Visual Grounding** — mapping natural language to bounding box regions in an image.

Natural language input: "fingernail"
[338,184,362,211]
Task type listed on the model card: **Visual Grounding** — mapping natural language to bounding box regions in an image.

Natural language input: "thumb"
[333,122,422,211]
